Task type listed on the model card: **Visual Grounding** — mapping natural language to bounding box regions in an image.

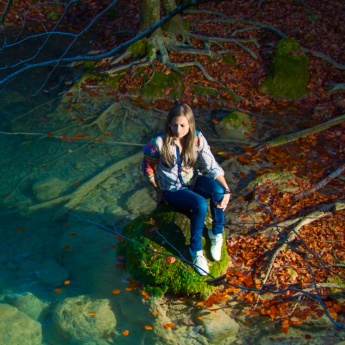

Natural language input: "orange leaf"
[166,256,176,264]
[54,288,62,293]
[64,245,70,250]
[89,312,95,317]
[144,325,153,330]
[163,323,174,329]
[112,289,121,294]
[122,330,129,336]
[152,311,159,317]
[64,280,71,285]
[142,291,150,299]
[281,327,289,334]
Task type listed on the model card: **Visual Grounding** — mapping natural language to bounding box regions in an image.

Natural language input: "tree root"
[0,151,143,219]
[256,113,345,150]
[292,163,345,201]
[260,202,345,287]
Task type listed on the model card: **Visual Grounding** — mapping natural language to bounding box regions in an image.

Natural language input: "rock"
[259,38,309,100]
[52,295,116,343]
[5,292,47,321]
[0,303,42,345]
[215,111,252,141]
[31,177,68,202]
[119,204,228,298]
[125,187,156,215]
[35,259,69,286]
[197,308,239,344]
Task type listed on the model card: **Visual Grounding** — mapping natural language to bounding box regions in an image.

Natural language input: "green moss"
[135,71,184,100]
[192,85,219,97]
[83,61,97,70]
[259,38,309,100]
[118,205,228,299]
[73,71,124,90]
[223,55,236,66]
[221,111,251,129]
[129,39,148,59]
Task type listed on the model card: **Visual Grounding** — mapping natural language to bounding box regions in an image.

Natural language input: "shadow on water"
[0,82,161,344]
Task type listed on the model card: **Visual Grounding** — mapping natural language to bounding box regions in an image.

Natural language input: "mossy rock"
[118,204,228,299]
[215,111,252,140]
[259,38,309,100]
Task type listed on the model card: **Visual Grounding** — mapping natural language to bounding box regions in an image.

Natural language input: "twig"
[293,163,345,201]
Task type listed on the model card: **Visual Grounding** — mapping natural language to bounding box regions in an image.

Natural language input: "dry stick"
[293,163,345,201]
[261,209,334,288]
[257,113,345,150]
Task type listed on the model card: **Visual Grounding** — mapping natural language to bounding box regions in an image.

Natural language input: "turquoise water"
[0,85,166,344]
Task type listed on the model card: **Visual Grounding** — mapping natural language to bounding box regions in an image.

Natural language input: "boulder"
[31,177,68,202]
[215,111,252,141]
[118,204,229,298]
[0,303,42,345]
[5,292,47,321]
[35,259,69,286]
[259,38,309,100]
[196,308,239,344]
[52,295,116,343]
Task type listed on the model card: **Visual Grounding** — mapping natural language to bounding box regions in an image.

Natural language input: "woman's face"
[170,115,190,140]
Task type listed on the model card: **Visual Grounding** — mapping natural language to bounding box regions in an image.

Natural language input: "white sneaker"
[190,249,209,276]
[208,230,223,261]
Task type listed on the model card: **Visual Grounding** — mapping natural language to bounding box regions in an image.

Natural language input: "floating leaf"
[122,330,129,336]
[89,312,95,317]
[144,325,153,330]
[112,289,121,294]
[163,323,174,329]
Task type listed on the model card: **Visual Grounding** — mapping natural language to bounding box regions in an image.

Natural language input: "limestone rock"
[35,259,69,286]
[197,308,239,344]
[5,292,47,321]
[215,111,252,140]
[52,295,116,343]
[259,38,309,100]
[0,303,42,345]
[32,177,68,202]
[125,187,156,216]
[119,204,228,298]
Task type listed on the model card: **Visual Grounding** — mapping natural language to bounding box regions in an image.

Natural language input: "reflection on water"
[0,86,163,344]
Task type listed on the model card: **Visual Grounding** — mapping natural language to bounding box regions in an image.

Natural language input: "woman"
[142,103,231,275]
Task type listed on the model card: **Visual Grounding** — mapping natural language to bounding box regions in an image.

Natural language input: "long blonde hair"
[161,103,197,168]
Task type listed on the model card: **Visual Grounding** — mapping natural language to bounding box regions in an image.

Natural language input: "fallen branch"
[293,163,345,201]
[256,113,345,150]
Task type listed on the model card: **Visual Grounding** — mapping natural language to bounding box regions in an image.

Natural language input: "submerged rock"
[5,292,47,321]
[0,303,42,345]
[31,177,68,202]
[52,295,116,343]
[35,259,69,286]
[118,204,229,298]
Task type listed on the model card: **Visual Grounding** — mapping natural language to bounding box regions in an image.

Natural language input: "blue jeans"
[163,175,225,252]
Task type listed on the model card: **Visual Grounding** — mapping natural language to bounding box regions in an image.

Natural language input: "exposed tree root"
[292,163,345,201]
[261,202,345,287]
[0,151,143,219]
[256,113,345,150]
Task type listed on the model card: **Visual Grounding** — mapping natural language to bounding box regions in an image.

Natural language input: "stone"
[31,177,68,202]
[215,111,252,141]
[5,292,47,321]
[259,38,309,100]
[119,204,228,298]
[35,259,69,286]
[125,187,156,216]
[52,295,116,343]
[0,303,42,345]
[197,308,239,344]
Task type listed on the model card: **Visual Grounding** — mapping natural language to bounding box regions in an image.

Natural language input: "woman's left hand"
[215,193,231,211]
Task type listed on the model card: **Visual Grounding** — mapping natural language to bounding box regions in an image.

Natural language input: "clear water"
[0,82,166,344]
